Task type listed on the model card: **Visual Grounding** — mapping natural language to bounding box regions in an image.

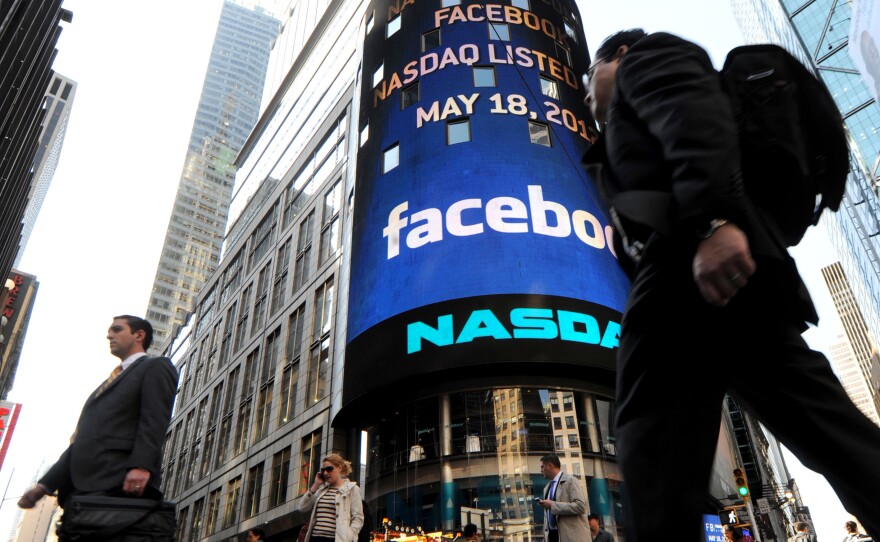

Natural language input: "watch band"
[697,218,729,240]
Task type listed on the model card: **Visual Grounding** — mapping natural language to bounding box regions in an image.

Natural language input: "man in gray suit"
[18,315,178,508]
[536,454,591,542]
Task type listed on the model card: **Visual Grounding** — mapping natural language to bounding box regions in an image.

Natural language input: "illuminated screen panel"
[344,0,630,411]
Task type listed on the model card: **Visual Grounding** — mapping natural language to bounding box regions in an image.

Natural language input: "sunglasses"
[582,52,615,87]
[320,466,335,473]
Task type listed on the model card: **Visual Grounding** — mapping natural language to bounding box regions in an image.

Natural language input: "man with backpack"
[581,27,880,542]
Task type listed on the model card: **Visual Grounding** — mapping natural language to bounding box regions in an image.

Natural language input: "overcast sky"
[0,0,852,540]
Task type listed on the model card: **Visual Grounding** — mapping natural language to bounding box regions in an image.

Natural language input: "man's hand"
[692,222,756,307]
[123,468,151,496]
[17,485,47,509]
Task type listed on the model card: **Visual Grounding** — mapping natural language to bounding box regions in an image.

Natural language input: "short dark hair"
[540,454,561,468]
[795,521,808,532]
[587,512,601,522]
[463,524,478,537]
[114,315,154,351]
[249,527,266,539]
[846,521,858,532]
[594,28,647,60]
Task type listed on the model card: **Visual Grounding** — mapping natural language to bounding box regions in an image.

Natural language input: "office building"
[13,73,77,268]
[0,1,72,282]
[821,261,880,422]
[144,1,280,349]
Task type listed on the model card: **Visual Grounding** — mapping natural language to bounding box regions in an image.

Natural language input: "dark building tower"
[0,1,72,282]
[145,1,280,349]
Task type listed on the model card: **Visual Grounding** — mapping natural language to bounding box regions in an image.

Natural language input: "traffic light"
[733,467,750,501]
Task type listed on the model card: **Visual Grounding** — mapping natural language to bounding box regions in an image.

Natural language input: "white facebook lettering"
[382,185,616,259]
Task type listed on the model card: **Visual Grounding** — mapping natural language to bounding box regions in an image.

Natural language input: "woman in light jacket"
[298,453,364,542]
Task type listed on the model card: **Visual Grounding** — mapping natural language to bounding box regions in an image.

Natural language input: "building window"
[565,415,575,429]
[176,506,189,542]
[366,11,374,33]
[555,42,571,66]
[372,63,384,88]
[293,212,314,292]
[234,349,260,455]
[306,278,334,407]
[234,286,251,352]
[188,498,204,542]
[553,417,562,429]
[215,366,239,469]
[473,66,496,87]
[205,487,221,536]
[489,23,510,41]
[299,430,323,495]
[251,263,272,335]
[555,435,563,450]
[271,238,292,316]
[249,205,277,273]
[540,76,559,99]
[568,434,579,448]
[220,304,236,366]
[201,382,223,478]
[528,121,551,146]
[387,14,401,37]
[319,180,342,266]
[401,82,420,109]
[254,329,280,443]
[447,119,471,145]
[383,143,400,173]
[280,305,305,425]
[511,0,529,9]
[360,123,369,147]
[422,28,440,51]
[564,20,577,43]
[245,462,264,518]
[563,394,574,410]
[222,476,242,529]
[270,447,292,507]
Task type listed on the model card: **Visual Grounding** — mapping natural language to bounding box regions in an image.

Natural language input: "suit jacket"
[582,31,818,326]
[40,355,179,504]
[543,472,591,542]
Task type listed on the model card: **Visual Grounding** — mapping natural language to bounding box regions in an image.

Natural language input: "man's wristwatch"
[696,218,729,240]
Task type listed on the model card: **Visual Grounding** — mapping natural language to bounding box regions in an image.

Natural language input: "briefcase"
[59,494,177,542]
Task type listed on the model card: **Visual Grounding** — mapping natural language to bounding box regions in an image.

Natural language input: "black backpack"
[719,44,850,246]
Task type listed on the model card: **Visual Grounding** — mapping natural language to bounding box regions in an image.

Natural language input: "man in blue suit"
[18,315,178,508]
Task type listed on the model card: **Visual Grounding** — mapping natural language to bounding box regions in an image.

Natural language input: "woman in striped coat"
[299,453,364,542]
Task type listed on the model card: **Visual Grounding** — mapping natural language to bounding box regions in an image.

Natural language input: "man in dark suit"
[535,454,590,542]
[17,315,178,508]
[582,28,880,541]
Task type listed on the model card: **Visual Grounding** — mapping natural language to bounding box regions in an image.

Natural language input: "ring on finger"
[728,272,742,282]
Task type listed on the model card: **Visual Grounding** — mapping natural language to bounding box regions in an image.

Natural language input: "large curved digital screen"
[343,0,630,413]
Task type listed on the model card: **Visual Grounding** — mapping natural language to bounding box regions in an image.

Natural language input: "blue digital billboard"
[342,0,629,412]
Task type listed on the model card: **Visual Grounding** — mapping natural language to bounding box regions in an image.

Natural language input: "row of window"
[377,116,552,174]
[166,277,335,499]
[173,430,322,542]
[179,178,342,411]
[366,0,580,44]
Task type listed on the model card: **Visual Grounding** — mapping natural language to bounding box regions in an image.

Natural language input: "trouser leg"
[615,280,727,542]
[732,326,880,536]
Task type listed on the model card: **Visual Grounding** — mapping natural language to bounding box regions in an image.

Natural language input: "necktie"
[70,364,123,443]
[95,363,123,397]
[547,480,558,529]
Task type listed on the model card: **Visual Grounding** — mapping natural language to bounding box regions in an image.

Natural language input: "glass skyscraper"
[144,1,280,348]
